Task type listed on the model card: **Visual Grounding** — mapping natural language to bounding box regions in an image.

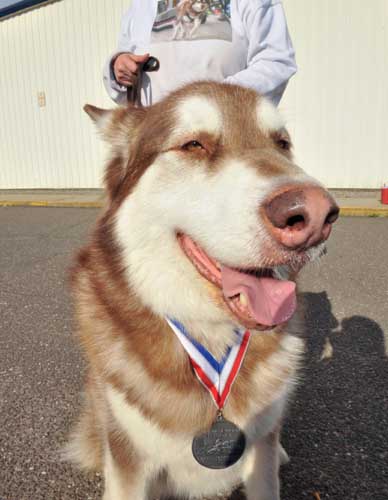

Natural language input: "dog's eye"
[277,138,291,151]
[181,140,205,152]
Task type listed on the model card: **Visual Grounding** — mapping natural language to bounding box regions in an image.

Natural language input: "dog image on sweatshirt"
[151,0,232,42]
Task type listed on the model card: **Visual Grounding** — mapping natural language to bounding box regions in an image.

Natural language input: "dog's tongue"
[221,266,297,326]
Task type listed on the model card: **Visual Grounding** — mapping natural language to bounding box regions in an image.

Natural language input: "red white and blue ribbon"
[166,317,251,410]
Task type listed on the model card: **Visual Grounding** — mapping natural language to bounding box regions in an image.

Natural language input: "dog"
[67,81,338,500]
[172,0,209,40]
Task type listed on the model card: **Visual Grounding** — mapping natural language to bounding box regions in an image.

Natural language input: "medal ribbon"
[166,317,251,410]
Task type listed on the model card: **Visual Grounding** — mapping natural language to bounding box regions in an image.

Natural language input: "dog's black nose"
[263,185,339,249]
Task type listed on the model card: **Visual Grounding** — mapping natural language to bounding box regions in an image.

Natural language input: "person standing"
[103,0,297,106]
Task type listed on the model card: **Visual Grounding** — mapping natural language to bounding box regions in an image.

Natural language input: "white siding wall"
[0,0,387,188]
[281,0,388,188]
[0,0,129,189]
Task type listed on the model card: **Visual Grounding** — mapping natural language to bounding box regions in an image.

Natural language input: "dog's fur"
[172,0,209,40]
[68,82,329,499]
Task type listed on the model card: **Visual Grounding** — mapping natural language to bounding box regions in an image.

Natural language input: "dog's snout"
[263,186,339,249]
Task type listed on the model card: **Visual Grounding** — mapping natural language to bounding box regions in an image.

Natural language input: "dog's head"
[191,0,209,13]
[177,0,209,14]
[85,82,338,331]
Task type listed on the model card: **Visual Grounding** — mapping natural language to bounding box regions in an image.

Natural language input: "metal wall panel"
[0,0,387,188]
[281,0,388,188]
[0,0,129,188]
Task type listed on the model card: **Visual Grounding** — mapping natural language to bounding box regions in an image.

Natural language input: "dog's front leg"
[103,446,150,500]
[171,23,179,40]
[171,21,183,40]
[243,431,281,500]
[188,17,202,38]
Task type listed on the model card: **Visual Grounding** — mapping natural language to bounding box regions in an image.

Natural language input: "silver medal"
[192,413,246,469]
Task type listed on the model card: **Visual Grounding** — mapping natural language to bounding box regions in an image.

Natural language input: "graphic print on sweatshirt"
[152,0,232,43]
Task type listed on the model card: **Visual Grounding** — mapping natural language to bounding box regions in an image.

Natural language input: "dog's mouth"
[177,233,303,331]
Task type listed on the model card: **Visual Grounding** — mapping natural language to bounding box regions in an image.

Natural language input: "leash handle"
[142,56,160,73]
[127,56,160,107]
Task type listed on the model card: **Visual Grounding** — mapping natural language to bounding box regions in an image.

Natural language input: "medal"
[192,412,246,469]
[166,318,251,469]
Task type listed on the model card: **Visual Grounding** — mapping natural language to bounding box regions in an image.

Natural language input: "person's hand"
[113,52,150,87]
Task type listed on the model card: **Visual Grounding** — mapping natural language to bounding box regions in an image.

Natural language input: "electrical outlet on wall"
[37,91,46,107]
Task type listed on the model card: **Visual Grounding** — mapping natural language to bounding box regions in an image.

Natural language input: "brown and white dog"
[68,82,338,499]
[172,0,209,40]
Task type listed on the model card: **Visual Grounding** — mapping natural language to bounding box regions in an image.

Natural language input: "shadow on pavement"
[281,292,388,499]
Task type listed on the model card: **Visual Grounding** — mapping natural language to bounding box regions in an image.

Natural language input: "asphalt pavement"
[0,207,387,500]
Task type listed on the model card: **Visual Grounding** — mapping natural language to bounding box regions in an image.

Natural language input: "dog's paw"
[279,443,290,465]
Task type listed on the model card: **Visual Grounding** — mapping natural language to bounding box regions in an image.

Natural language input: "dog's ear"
[84,104,146,147]
[83,104,109,124]
[84,104,147,201]
[84,104,118,146]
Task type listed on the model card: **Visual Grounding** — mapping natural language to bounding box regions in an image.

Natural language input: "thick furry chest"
[106,384,286,498]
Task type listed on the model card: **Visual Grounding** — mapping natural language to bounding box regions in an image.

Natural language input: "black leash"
[126,56,160,107]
